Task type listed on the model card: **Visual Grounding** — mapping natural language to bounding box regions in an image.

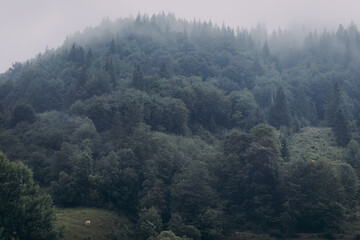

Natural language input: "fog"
[1,0,360,73]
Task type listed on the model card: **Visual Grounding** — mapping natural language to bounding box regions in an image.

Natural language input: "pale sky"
[1,0,360,73]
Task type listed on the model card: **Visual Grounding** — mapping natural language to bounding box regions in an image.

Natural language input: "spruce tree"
[104,58,116,86]
[132,65,144,90]
[159,62,170,79]
[326,82,342,127]
[262,40,270,59]
[269,86,290,129]
[333,109,351,147]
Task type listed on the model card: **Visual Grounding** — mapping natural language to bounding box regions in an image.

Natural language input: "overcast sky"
[1,0,360,73]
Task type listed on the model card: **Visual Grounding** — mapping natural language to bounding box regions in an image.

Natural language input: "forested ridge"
[1,13,360,239]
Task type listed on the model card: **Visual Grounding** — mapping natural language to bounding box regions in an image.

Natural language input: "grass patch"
[56,207,120,240]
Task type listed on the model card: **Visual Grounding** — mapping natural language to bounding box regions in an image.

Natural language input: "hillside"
[1,13,360,239]
[56,208,131,240]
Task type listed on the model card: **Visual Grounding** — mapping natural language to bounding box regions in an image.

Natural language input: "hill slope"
[56,207,133,240]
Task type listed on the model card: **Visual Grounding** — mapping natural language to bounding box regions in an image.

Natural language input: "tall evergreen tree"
[159,62,170,79]
[333,109,351,147]
[326,82,342,127]
[132,65,144,90]
[292,87,317,126]
[104,58,116,86]
[262,40,270,59]
[269,86,290,129]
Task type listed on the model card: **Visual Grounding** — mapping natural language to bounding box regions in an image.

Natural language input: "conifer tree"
[104,58,116,86]
[326,82,342,127]
[159,62,170,79]
[269,86,290,129]
[132,65,144,90]
[262,40,270,59]
[333,109,351,147]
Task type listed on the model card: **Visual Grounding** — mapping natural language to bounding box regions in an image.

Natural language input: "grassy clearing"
[288,127,344,162]
[56,207,119,240]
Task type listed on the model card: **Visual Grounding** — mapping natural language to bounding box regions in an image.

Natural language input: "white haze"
[1,0,360,73]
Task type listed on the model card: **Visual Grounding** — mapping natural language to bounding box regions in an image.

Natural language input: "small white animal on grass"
[85,220,91,226]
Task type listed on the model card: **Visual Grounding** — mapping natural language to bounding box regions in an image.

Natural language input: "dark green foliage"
[354,233,360,240]
[344,140,360,176]
[90,150,140,213]
[154,230,184,240]
[292,87,317,126]
[132,65,144,90]
[281,160,345,234]
[171,161,219,222]
[104,58,116,86]
[326,82,342,127]
[159,62,170,79]
[262,41,271,59]
[334,163,359,207]
[269,86,290,129]
[138,207,163,239]
[2,13,360,238]
[167,213,201,240]
[10,101,36,127]
[84,71,112,97]
[0,152,62,240]
[222,124,282,231]
[333,109,351,147]
[68,44,85,66]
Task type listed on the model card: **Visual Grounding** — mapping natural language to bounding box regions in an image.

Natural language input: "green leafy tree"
[222,124,282,231]
[171,161,220,223]
[90,150,140,214]
[138,207,163,239]
[0,152,62,240]
[10,101,36,127]
[167,213,201,240]
[281,160,346,234]
[344,140,360,176]
[334,163,359,208]
[152,230,189,240]
[84,71,112,97]
[229,90,257,128]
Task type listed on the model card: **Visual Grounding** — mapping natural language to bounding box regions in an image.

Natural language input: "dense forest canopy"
[1,13,360,239]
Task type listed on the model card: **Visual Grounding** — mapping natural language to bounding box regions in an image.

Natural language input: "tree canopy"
[1,13,360,238]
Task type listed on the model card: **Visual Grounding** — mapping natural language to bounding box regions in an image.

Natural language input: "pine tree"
[159,62,170,79]
[110,38,116,54]
[326,82,342,127]
[132,65,144,90]
[333,109,351,147]
[262,40,270,59]
[104,58,116,86]
[269,86,290,129]
[251,56,264,76]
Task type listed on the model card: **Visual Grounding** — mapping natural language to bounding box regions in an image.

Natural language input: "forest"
[1,13,360,239]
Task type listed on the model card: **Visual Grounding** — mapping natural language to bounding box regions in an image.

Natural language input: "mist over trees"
[1,13,360,239]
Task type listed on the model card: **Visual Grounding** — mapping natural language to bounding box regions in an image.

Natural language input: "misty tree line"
[1,13,360,239]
